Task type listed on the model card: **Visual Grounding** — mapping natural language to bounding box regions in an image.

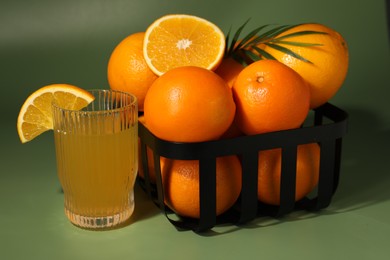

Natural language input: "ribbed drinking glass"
[53,89,138,229]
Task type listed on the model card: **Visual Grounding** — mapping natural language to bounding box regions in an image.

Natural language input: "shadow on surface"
[128,183,161,223]
[329,107,390,211]
[95,183,161,230]
[55,182,160,230]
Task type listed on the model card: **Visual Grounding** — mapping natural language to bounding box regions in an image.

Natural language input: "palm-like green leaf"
[225,21,328,64]
[252,46,276,60]
[271,40,323,47]
[275,30,328,41]
[257,24,294,40]
[242,49,262,63]
[224,26,232,56]
[226,18,251,57]
[236,24,270,50]
[265,43,312,63]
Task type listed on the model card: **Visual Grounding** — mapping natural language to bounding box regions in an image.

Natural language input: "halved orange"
[143,14,226,76]
[17,84,95,143]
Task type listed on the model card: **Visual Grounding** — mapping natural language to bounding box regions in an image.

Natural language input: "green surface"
[1,0,390,259]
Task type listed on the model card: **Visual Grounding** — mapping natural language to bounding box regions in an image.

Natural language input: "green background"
[1,0,389,259]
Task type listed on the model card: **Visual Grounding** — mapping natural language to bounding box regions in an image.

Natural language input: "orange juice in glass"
[53,89,138,229]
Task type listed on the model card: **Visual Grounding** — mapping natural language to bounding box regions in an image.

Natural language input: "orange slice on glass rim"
[17,84,95,143]
[143,14,226,76]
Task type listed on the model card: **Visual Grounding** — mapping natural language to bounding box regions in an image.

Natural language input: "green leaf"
[224,26,232,56]
[244,24,294,48]
[225,21,326,64]
[230,52,247,65]
[275,30,328,41]
[242,49,262,62]
[227,18,251,56]
[237,24,270,50]
[265,43,313,63]
[261,24,297,39]
[271,40,324,47]
[251,46,276,60]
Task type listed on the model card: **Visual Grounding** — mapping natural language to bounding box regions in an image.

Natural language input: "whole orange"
[258,143,320,205]
[232,59,310,135]
[263,23,349,108]
[144,66,236,142]
[107,32,158,111]
[161,156,242,219]
[214,57,245,88]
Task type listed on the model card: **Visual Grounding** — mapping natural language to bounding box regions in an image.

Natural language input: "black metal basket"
[138,102,348,232]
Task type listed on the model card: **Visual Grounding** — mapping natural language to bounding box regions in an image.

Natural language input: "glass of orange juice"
[52,89,138,229]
